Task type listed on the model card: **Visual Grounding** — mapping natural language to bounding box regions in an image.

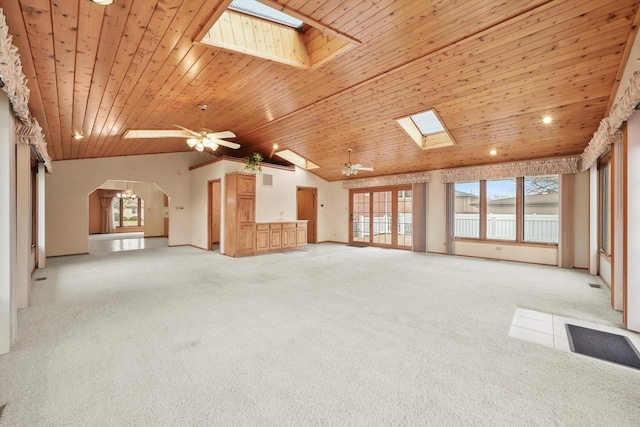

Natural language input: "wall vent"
[262,173,273,187]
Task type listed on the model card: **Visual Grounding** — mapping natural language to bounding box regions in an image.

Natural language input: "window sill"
[455,238,558,248]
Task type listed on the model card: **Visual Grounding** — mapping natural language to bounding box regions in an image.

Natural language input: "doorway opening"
[208,180,221,251]
[297,187,317,243]
[88,179,169,253]
[349,186,413,249]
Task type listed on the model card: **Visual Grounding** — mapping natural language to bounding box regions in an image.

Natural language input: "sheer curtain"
[98,190,119,234]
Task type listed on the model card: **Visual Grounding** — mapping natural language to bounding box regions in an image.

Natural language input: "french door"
[349,186,413,249]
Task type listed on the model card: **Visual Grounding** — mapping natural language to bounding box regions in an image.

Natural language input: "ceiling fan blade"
[353,164,373,171]
[206,131,236,139]
[123,129,192,139]
[173,124,201,137]
[214,139,241,150]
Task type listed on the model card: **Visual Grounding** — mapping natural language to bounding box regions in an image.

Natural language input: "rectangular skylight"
[275,149,319,170]
[396,108,456,150]
[410,110,445,136]
[229,0,304,29]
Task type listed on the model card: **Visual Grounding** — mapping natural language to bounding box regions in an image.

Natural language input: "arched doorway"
[87,179,169,253]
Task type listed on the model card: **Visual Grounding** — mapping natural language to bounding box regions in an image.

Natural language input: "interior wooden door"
[297,187,316,243]
[208,180,221,250]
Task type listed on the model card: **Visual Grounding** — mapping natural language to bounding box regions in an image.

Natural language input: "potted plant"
[245,152,263,173]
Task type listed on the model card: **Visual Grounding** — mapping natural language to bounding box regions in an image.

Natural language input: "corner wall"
[189,160,348,252]
[46,152,214,256]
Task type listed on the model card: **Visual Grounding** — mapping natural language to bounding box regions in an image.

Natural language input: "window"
[112,196,144,228]
[454,181,480,238]
[396,108,457,150]
[486,178,516,240]
[523,175,559,244]
[229,0,303,28]
[599,154,611,255]
[454,175,559,245]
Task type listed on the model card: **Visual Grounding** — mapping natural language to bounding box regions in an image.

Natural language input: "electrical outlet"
[495,246,502,251]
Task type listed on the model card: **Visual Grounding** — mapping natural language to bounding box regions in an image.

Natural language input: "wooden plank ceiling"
[3,0,639,181]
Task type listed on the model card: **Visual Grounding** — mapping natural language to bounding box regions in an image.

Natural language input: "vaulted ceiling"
[3,0,639,181]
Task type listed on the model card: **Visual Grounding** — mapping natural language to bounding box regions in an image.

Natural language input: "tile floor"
[509,307,640,354]
[88,232,168,254]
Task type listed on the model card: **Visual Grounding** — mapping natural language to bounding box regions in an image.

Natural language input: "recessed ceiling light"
[489,149,497,156]
[273,144,278,149]
[542,116,553,124]
[91,0,114,5]
[72,134,84,140]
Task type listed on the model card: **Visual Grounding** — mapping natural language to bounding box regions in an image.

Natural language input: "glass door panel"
[352,192,370,243]
[397,190,412,247]
[372,191,392,245]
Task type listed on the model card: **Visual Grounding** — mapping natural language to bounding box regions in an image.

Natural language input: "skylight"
[396,108,457,150]
[229,0,304,29]
[410,110,445,136]
[275,149,320,170]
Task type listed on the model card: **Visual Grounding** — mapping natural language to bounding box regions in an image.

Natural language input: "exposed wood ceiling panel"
[2,0,639,181]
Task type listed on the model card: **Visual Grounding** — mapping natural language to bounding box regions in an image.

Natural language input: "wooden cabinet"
[224,173,256,257]
[270,224,282,250]
[256,224,270,252]
[253,221,307,254]
[282,223,296,249]
[296,222,307,247]
[224,173,306,257]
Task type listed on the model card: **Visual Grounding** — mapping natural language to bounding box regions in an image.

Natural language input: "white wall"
[0,91,17,353]
[46,152,214,256]
[427,172,447,254]
[189,160,349,252]
[16,143,32,308]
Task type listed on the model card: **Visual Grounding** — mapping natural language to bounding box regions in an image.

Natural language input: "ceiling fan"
[340,148,373,176]
[123,104,240,152]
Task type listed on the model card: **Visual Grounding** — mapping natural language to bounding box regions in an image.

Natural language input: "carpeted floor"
[1,244,639,426]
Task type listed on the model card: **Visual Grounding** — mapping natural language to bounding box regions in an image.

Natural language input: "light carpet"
[1,244,639,426]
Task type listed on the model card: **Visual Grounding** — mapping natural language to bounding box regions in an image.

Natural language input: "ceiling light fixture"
[91,0,114,5]
[489,149,497,156]
[72,134,84,140]
[542,116,553,124]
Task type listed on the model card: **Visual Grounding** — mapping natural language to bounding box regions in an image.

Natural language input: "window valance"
[342,171,430,189]
[0,8,52,171]
[581,69,640,171]
[440,156,580,183]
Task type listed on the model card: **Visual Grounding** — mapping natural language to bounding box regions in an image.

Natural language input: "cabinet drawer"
[256,224,270,231]
[283,223,296,229]
[270,223,282,230]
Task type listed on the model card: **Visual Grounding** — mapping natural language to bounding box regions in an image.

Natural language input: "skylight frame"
[275,149,320,170]
[229,0,304,29]
[396,108,457,150]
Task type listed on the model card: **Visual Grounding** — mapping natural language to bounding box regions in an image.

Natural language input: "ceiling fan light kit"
[341,148,373,176]
[123,105,239,153]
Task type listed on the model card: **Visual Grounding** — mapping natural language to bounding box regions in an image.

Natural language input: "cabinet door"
[237,175,255,194]
[270,228,282,250]
[238,224,255,253]
[288,228,297,248]
[256,229,269,252]
[296,225,307,246]
[237,196,255,222]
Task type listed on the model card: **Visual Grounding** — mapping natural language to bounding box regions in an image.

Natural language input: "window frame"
[598,151,612,257]
[113,196,144,228]
[454,175,559,246]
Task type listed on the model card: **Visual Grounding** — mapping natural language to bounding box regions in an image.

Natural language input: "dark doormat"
[347,244,367,248]
[566,324,640,370]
